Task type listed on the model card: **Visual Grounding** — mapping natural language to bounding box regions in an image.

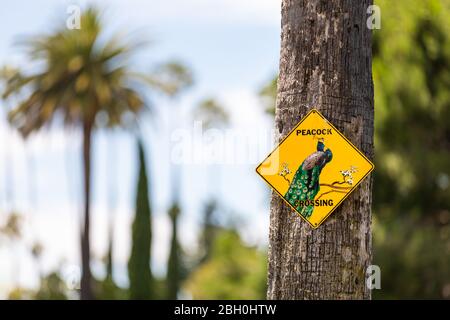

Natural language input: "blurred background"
[0,0,448,300]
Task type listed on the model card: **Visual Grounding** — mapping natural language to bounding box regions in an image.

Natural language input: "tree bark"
[80,121,93,300]
[267,0,374,299]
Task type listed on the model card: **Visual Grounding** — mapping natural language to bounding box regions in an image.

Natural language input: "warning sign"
[256,109,374,229]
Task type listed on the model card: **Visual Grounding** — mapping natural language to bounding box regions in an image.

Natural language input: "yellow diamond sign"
[256,109,374,229]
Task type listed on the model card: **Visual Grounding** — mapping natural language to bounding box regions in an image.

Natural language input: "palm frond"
[1,6,150,137]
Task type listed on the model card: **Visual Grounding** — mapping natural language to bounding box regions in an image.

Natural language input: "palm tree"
[1,8,148,299]
[193,97,229,198]
[149,61,193,99]
[192,98,228,266]
[150,60,193,300]
[166,202,181,299]
[267,0,374,299]
[193,98,229,130]
[0,67,19,213]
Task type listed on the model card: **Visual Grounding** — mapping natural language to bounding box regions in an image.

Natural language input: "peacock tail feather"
[284,164,321,218]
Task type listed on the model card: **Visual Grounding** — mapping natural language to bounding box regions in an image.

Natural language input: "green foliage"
[0,212,22,240]
[105,234,114,280]
[1,6,147,137]
[95,234,129,300]
[373,216,450,299]
[7,272,68,300]
[149,61,194,99]
[95,277,128,300]
[258,76,277,115]
[34,272,68,300]
[128,140,154,299]
[7,288,36,300]
[198,200,220,263]
[166,202,182,299]
[184,229,267,300]
[193,98,229,129]
[34,272,67,300]
[1,6,151,300]
[256,0,450,299]
[373,0,450,219]
[372,0,450,299]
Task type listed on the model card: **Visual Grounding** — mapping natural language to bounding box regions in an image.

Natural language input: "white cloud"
[220,88,268,126]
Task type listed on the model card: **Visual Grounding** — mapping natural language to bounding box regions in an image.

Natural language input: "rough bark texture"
[267,0,374,299]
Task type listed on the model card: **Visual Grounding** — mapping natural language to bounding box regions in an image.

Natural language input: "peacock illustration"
[284,139,333,218]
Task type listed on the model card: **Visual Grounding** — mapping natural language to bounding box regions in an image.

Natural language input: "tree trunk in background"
[267,0,374,299]
[167,203,181,299]
[80,121,93,300]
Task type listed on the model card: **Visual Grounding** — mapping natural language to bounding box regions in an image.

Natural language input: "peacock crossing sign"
[256,109,374,229]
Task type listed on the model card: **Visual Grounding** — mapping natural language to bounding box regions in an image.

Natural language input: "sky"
[0,0,281,296]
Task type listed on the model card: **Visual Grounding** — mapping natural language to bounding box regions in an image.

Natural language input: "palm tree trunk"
[267,0,374,299]
[106,131,117,280]
[80,121,93,300]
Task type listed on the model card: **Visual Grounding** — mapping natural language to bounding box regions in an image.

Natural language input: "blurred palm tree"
[258,75,277,115]
[150,60,193,300]
[0,212,22,240]
[167,202,181,299]
[193,98,229,130]
[0,66,20,213]
[193,98,229,199]
[0,212,23,286]
[148,61,193,99]
[192,99,229,270]
[1,7,148,299]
